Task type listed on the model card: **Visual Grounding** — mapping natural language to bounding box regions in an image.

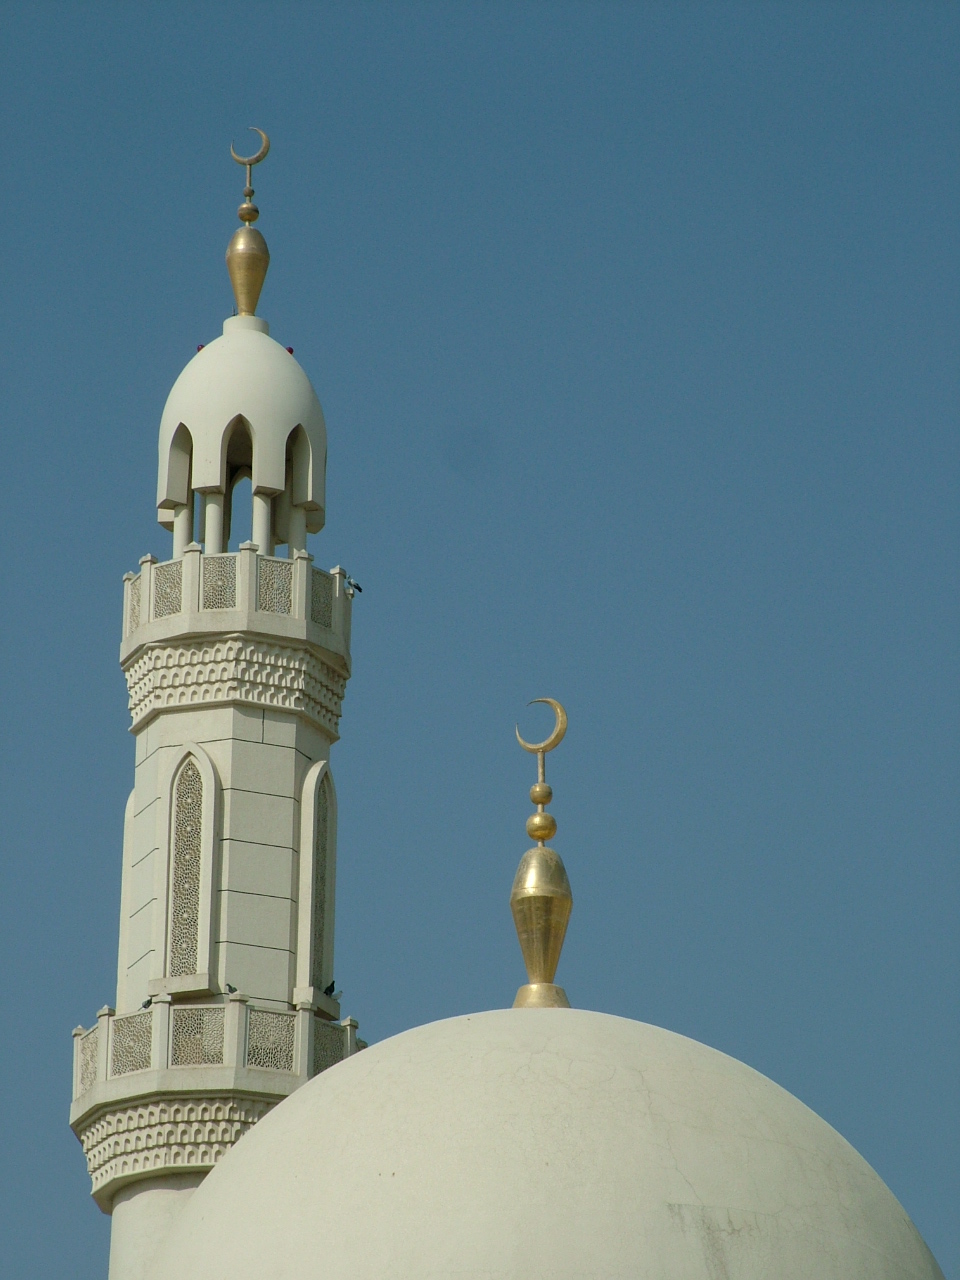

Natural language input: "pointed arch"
[222,414,254,483]
[158,422,194,531]
[295,760,337,998]
[220,417,257,549]
[288,425,312,508]
[288,422,325,535]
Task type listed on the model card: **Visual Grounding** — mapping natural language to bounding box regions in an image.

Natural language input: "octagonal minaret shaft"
[70,135,362,1280]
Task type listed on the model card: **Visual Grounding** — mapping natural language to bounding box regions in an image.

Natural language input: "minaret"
[69,133,361,1280]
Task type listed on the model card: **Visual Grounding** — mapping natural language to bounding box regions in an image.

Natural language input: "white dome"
[151,1009,943,1280]
[157,314,326,523]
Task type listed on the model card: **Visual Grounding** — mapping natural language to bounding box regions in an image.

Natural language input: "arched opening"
[222,418,255,550]
[285,426,312,556]
[225,472,252,549]
[167,423,194,558]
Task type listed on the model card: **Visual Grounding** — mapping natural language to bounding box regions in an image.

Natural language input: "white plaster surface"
[151,1008,945,1280]
[220,838,296,898]
[110,1173,204,1280]
[215,940,293,1003]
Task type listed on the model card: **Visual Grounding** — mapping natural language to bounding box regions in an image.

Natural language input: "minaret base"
[108,1172,204,1280]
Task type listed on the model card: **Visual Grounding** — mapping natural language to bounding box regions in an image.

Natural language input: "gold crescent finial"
[225,128,271,315]
[229,128,271,225]
[510,698,572,1010]
[230,127,270,168]
[515,697,567,754]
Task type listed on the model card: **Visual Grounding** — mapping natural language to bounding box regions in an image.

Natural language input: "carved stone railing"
[71,999,359,1102]
[70,1001,364,1210]
[122,547,347,646]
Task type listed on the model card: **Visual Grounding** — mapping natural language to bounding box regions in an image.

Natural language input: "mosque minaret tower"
[69,132,362,1280]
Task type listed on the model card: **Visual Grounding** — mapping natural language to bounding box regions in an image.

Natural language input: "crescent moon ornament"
[515,698,568,755]
[231,127,270,167]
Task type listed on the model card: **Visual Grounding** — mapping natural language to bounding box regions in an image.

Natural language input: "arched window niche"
[154,744,220,998]
[294,761,337,1006]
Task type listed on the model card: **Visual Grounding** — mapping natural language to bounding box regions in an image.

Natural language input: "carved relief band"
[123,638,347,735]
[77,1096,273,1206]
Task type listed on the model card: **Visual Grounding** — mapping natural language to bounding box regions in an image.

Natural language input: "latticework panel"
[202,554,237,609]
[311,777,329,990]
[154,559,183,618]
[170,759,202,976]
[311,568,333,627]
[313,1018,345,1075]
[110,1012,152,1076]
[78,1027,99,1095]
[258,557,292,615]
[127,574,142,634]
[246,1010,295,1071]
[170,1006,224,1066]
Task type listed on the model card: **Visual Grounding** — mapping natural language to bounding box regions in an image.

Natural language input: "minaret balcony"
[70,999,363,1209]
[119,544,352,736]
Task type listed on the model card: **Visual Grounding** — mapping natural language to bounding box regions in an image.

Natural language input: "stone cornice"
[122,635,347,736]
[76,1093,275,1211]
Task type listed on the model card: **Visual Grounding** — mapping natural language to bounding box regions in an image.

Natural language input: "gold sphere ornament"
[526,811,557,843]
[529,782,552,805]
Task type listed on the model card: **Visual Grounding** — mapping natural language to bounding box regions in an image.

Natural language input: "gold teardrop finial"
[510,698,572,1010]
[226,128,271,315]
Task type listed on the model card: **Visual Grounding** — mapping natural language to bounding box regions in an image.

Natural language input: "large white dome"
[151,1009,942,1280]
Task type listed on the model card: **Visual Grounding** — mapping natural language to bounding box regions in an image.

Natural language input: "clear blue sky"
[0,4,956,1276]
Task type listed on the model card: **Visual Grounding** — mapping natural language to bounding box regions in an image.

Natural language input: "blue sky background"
[0,4,956,1275]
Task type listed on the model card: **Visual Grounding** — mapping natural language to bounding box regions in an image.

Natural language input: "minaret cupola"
[157,130,326,559]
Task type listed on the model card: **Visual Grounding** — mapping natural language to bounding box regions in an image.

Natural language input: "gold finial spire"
[225,128,271,316]
[510,698,573,1009]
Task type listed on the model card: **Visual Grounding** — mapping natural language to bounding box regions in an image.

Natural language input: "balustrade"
[122,550,348,645]
[72,1001,355,1100]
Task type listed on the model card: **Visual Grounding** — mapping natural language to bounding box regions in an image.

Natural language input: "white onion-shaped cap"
[157,315,326,529]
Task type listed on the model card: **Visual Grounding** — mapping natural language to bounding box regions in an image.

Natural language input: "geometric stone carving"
[258,558,292,615]
[124,637,346,735]
[311,567,333,628]
[154,560,183,619]
[77,1095,273,1203]
[170,761,203,977]
[202,555,237,610]
[127,574,142,635]
[110,1012,153,1077]
[171,1006,224,1066]
[246,1010,296,1072]
[313,1018,346,1074]
[78,1027,99,1095]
